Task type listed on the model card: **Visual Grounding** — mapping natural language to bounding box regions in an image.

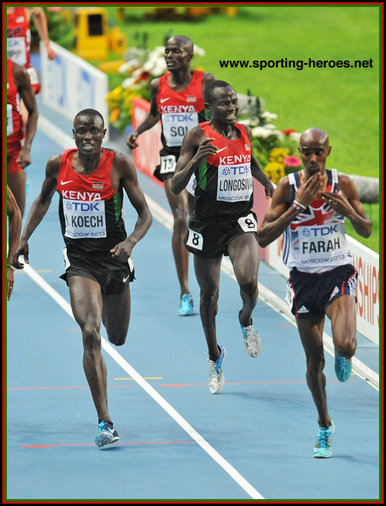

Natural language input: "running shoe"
[95,420,119,448]
[334,349,352,382]
[177,293,194,316]
[313,421,335,458]
[238,310,262,358]
[208,346,226,394]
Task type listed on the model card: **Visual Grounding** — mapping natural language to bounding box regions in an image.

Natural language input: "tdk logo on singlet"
[65,201,102,212]
[222,165,250,176]
[302,225,339,237]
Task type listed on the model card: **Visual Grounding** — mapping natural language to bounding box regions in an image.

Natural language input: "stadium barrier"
[39,40,110,141]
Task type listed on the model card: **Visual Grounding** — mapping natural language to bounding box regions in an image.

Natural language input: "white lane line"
[21,263,263,499]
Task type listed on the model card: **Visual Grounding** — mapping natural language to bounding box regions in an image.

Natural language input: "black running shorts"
[185,211,258,258]
[286,264,358,319]
[60,247,135,295]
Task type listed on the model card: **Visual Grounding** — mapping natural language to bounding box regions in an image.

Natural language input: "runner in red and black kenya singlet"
[194,121,253,219]
[57,148,127,255]
[156,70,207,151]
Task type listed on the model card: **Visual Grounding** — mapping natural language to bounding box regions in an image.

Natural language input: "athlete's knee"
[81,323,101,351]
[335,338,357,358]
[239,279,258,300]
[108,332,127,346]
[306,352,325,375]
[200,287,219,309]
[173,214,188,235]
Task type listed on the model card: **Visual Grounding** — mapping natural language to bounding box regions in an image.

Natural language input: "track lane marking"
[21,261,264,499]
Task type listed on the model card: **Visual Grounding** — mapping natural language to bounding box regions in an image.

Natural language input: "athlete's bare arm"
[126,79,160,149]
[109,152,152,261]
[171,126,216,195]
[13,155,61,267]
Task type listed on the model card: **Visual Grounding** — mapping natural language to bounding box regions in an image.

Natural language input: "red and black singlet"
[194,121,253,219]
[56,148,127,255]
[7,7,31,68]
[7,58,23,144]
[156,70,207,150]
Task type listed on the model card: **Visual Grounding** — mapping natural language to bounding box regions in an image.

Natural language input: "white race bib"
[186,228,203,250]
[237,213,257,232]
[7,104,14,136]
[63,199,107,239]
[159,154,176,174]
[7,37,27,66]
[186,174,197,196]
[162,112,198,147]
[216,163,253,202]
[297,224,349,267]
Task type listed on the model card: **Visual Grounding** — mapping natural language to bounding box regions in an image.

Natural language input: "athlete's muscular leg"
[102,288,131,346]
[297,317,332,428]
[194,255,222,361]
[228,233,259,326]
[326,295,357,358]
[164,178,190,296]
[68,276,111,423]
[7,170,26,217]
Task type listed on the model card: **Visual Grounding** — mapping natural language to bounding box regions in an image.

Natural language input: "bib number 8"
[186,228,203,250]
[237,213,257,232]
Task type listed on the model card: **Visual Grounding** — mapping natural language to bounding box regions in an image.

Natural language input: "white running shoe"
[208,346,226,394]
[239,310,262,358]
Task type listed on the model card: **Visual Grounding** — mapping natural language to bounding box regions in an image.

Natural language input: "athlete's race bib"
[186,174,197,196]
[237,213,257,232]
[63,199,107,239]
[7,37,27,67]
[297,224,350,267]
[162,112,198,147]
[159,154,176,175]
[186,228,203,251]
[7,104,14,136]
[216,163,253,202]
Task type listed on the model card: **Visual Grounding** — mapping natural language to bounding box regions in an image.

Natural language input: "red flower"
[139,71,150,81]
[283,155,302,167]
[282,128,296,136]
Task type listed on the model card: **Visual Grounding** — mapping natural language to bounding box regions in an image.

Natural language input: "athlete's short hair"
[74,109,104,126]
[204,80,234,104]
[167,35,194,56]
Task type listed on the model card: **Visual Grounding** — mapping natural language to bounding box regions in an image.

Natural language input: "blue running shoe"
[177,293,194,316]
[95,420,119,448]
[208,346,226,394]
[334,349,352,382]
[238,310,262,358]
[313,421,335,458]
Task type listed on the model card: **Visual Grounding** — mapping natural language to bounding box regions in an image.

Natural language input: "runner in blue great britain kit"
[257,127,372,458]
[172,80,274,394]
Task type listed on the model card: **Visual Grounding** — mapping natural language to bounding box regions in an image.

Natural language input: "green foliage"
[30,7,75,51]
